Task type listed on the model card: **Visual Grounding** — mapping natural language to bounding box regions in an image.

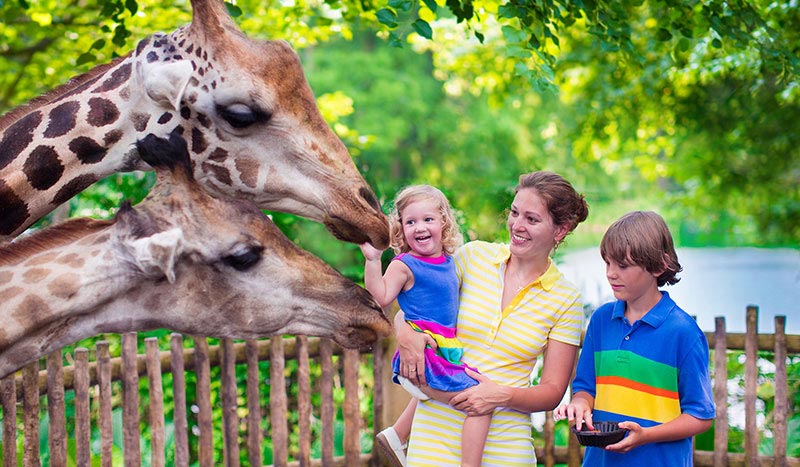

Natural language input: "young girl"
[360,185,489,467]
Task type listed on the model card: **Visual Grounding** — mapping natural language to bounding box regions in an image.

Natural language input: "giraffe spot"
[23,267,51,283]
[157,112,173,124]
[0,179,30,235]
[195,47,203,58]
[48,273,80,299]
[87,97,120,127]
[0,111,43,170]
[52,174,98,206]
[104,130,124,146]
[56,253,85,268]
[69,137,107,164]
[24,145,64,190]
[201,161,232,186]
[186,44,194,54]
[92,233,110,245]
[208,148,227,162]
[198,67,205,77]
[191,127,208,154]
[0,271,12,285]
[44,101,80,138]
[136,36,151,55]
[0,286,22,304]
[131,112,151,132]
[93,62,132,93]
[119,86,131,101]
[235,157,259,189]
[12,294,51,328]
[211,81,217,89]
[146,51,159,63]
[25,252,58,267]
[181,106,191,119]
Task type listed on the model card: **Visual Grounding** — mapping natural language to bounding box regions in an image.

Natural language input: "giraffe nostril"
[359,187,382,213]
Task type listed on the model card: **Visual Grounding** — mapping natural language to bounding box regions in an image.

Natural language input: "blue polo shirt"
[572,291,715,466]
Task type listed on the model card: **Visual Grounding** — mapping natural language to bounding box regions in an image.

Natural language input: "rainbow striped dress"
[391,253,479,392]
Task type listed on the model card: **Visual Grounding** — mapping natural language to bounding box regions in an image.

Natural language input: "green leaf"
[474,30,484,43]
[376,8,398,28]
[501,25,527,44]
[657,28,673,41]
[711,38,722,48]
[387,31,404,47]
[388,0,412,11]
[125,0,138,16]
[422,0,437,13]
[76,52,96,66]
[411,19,433,39]
[90,39,106,51]
[224,2,243,17]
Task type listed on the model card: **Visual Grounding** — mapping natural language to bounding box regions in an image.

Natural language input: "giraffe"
[0,0,389,248]
[0,133,392,378]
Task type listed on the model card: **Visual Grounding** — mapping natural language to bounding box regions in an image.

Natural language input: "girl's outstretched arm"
[360,244,412,308]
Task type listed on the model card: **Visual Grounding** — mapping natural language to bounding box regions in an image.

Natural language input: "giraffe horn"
[189,0,241,39]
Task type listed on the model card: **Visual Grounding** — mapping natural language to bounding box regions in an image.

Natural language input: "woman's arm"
[449,340,578,416]
[393,310,437,386]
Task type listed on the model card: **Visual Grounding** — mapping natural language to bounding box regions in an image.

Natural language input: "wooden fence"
[0,305,798,466]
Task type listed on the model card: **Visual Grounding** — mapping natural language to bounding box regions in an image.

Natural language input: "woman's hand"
[448,369,509,416]
[394,311,436,386]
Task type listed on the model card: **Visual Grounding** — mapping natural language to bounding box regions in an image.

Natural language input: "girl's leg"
[461,414,491,467]
[393,398,418,441]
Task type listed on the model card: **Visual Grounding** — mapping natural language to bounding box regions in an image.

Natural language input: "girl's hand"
[448,369,507,416]
[359,242,384,261]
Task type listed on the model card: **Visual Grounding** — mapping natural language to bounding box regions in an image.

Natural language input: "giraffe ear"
[129,228,184,283]
[141,60,193,111]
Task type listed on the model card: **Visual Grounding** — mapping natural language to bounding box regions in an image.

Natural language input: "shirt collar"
[611,291,676,327]
[492,244,561,291]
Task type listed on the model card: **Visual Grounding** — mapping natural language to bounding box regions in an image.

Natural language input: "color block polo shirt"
[572,291,715,466]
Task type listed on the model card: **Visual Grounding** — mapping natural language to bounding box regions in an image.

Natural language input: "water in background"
[557,247,800,334]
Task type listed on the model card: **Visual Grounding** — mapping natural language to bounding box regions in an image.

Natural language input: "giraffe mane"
[0,218,115,266]
[0,52,132,132]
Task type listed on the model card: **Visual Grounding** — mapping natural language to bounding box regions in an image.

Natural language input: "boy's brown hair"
[600,211,682,286]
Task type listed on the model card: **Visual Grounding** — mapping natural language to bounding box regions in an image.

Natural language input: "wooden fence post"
[170,334,190,467]
[122,333,141,467]
[97,341,114,467]
[1,374,17,467]
[74,348,91,466]
[46,350,67,466]
[22,362,40,467]
[246,339,263,467]
[713,316,729,467]
[146,338,166,467]
[195,337,214,467]
[744,306,759,467]
[774,316,788,467]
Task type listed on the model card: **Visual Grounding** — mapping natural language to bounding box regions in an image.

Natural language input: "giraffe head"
[0,133,391,376]
[131,0,389,248]
[0,0,389,247]
[116,132,392,348]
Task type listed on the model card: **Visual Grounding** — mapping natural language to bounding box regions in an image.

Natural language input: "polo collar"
[611,291,676,328]
[492,244,561,292]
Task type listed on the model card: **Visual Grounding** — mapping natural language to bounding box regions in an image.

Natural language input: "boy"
[554,211,715,466]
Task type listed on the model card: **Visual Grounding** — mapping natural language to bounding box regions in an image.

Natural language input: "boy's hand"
[360,242,384,261]
[604,421,642,453]
[553,398,593,431]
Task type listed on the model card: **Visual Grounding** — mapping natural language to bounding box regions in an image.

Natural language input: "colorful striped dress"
[405,241,584,466]
[572,292,715,466]
[391,253,479,392]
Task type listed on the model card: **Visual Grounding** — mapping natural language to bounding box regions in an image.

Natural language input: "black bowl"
[571,421,628,447]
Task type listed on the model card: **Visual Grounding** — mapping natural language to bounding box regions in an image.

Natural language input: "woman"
[393,171,589,465]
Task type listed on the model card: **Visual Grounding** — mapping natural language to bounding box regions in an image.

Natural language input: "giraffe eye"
[217,103,271,129]
[222,245,264,271]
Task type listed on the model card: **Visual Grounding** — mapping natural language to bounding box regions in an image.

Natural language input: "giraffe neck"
[0,30,194,239]
[0,218,151,375]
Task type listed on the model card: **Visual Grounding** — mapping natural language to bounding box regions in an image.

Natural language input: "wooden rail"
[0,306,798,466]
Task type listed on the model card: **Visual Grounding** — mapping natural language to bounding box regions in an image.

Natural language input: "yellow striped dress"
[405,241,584,466]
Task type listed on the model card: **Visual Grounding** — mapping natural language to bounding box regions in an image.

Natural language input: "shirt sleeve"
[677,330,716,420]
[571,310,600,397]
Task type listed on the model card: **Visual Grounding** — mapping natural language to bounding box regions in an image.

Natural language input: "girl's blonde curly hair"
[388,185,463,256]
